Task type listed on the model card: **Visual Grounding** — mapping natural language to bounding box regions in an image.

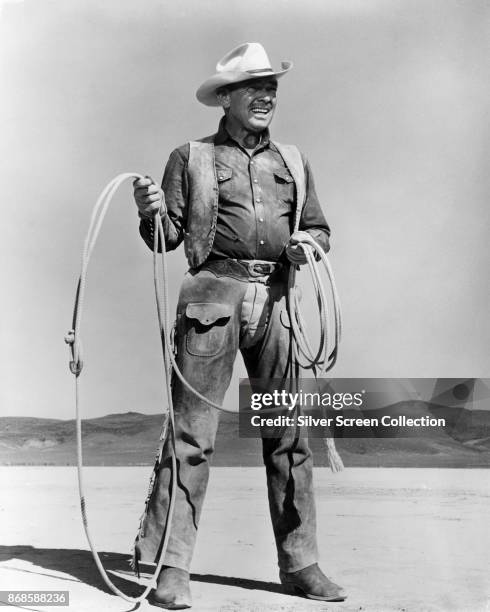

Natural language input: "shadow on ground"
[0,545,285,601]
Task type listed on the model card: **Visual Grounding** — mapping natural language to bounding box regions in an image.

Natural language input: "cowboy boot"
[279,563,347,601]
[151,566,192,610]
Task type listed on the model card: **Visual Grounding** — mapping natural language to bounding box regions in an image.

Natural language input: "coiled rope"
[65,172,343,602]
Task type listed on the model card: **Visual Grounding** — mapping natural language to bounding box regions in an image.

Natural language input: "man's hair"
[216,85,231,97]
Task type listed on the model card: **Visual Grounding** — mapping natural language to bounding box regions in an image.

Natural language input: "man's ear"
[216,89,231,109]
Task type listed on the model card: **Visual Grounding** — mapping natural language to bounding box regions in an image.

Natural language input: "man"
[132,42,346,609]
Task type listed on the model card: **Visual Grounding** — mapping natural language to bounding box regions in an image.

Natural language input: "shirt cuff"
[306,228,330,254]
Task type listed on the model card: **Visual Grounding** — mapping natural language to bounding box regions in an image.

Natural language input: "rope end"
[324,438,344,473]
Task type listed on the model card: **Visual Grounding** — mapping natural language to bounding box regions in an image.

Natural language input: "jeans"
[134,260,318,573]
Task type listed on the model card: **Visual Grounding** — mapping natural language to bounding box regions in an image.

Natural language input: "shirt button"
[250,161,255,165]
[256,197,261,203]
[259,240,265,245]
[259,217,264,222]
[253,178,258,183]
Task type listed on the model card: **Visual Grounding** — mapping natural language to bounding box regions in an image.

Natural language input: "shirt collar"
[214,116,271,150]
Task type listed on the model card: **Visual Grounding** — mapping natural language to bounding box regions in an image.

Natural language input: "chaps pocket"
[185,302,232,357]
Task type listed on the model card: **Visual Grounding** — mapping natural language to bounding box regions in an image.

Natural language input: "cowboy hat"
[196,42,292,107]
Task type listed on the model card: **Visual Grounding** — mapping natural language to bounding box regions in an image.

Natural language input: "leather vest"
[185,137,306,269]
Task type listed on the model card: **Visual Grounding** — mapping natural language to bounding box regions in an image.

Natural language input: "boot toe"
[280,563,347,602]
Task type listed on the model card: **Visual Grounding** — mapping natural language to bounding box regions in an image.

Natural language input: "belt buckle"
[248,261,274,276]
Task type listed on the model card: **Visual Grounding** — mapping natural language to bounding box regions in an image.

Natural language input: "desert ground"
[0,467,488,611]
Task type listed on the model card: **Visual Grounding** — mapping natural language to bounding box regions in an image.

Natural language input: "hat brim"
[196,61,293,107]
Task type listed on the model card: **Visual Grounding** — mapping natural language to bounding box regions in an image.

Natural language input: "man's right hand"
[133,176,166,218]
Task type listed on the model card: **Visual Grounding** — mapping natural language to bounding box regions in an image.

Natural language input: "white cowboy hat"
[196,42,292,107]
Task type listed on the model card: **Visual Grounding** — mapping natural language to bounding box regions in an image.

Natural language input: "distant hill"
[1,403,489,467]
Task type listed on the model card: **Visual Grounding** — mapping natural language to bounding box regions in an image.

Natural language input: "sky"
[1,0,489,419]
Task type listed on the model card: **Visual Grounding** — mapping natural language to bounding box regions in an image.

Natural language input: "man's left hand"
[285,231,311,266]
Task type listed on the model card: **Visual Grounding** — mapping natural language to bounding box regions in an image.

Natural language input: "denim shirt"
[140,118,331,265]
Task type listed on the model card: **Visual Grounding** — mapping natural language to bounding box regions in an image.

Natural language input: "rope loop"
[69,360,84,376]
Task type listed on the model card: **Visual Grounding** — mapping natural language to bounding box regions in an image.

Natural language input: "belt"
[235,259,283,277]
[198,258,284,282]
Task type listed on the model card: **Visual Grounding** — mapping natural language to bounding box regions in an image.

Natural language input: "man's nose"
[258,92,273,102]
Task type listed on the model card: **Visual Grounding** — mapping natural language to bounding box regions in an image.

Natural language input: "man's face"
[222,77,278,133]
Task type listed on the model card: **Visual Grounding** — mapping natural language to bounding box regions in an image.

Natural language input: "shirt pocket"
[185,302,233,357]
[273,168,295,207]
[216,166,234,201]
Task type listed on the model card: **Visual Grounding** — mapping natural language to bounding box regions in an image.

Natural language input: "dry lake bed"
[0,467,489,611]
